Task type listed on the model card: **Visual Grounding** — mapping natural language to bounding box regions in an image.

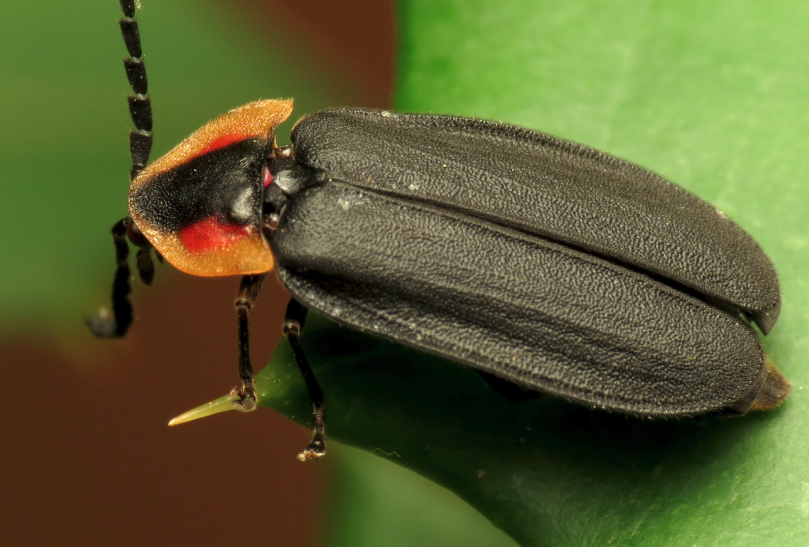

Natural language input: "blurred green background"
[2,1,808,546]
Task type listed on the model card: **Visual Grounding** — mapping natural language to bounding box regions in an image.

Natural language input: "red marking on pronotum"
[180,217,250,254]
[193,133,248,159]
[263,165,274,188]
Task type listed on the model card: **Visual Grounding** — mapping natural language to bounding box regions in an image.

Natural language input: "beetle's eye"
[126,220,150,248]
[228,187,256,224]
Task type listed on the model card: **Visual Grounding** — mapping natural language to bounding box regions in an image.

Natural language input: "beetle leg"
[86,217,134,338]
[135,246,155,285]
[231,273,267,413]
[283,299,327,461]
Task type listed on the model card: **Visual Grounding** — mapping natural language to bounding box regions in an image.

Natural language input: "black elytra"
[269,108,787,419]
[90,0,789,460]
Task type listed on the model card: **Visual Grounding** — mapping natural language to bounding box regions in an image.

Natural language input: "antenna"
[119,0,153,179]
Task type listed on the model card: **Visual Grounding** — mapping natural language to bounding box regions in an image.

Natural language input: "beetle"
[89,0,789,461]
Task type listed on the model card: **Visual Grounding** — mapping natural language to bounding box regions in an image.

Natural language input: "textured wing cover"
[273,184,767,416]
[291,109,780,332]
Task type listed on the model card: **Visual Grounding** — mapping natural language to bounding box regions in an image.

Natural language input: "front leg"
[231,273,267,412]
[283,299,327,461]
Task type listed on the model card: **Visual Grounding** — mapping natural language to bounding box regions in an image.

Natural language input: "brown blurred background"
[1,0,393,545]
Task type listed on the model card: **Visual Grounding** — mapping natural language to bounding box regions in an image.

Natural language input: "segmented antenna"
[86,0,155,338]
[119,0,153,179]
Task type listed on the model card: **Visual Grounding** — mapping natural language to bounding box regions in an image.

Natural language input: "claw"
[297,433,327,462]
[229,386,257,412]
[85,310,121,338]
[230,379,257,412]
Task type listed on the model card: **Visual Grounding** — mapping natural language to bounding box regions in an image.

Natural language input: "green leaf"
[251,1,808,546]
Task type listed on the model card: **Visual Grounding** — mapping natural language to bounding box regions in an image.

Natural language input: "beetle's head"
[128,99,294,277]
[91,4,294,338]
